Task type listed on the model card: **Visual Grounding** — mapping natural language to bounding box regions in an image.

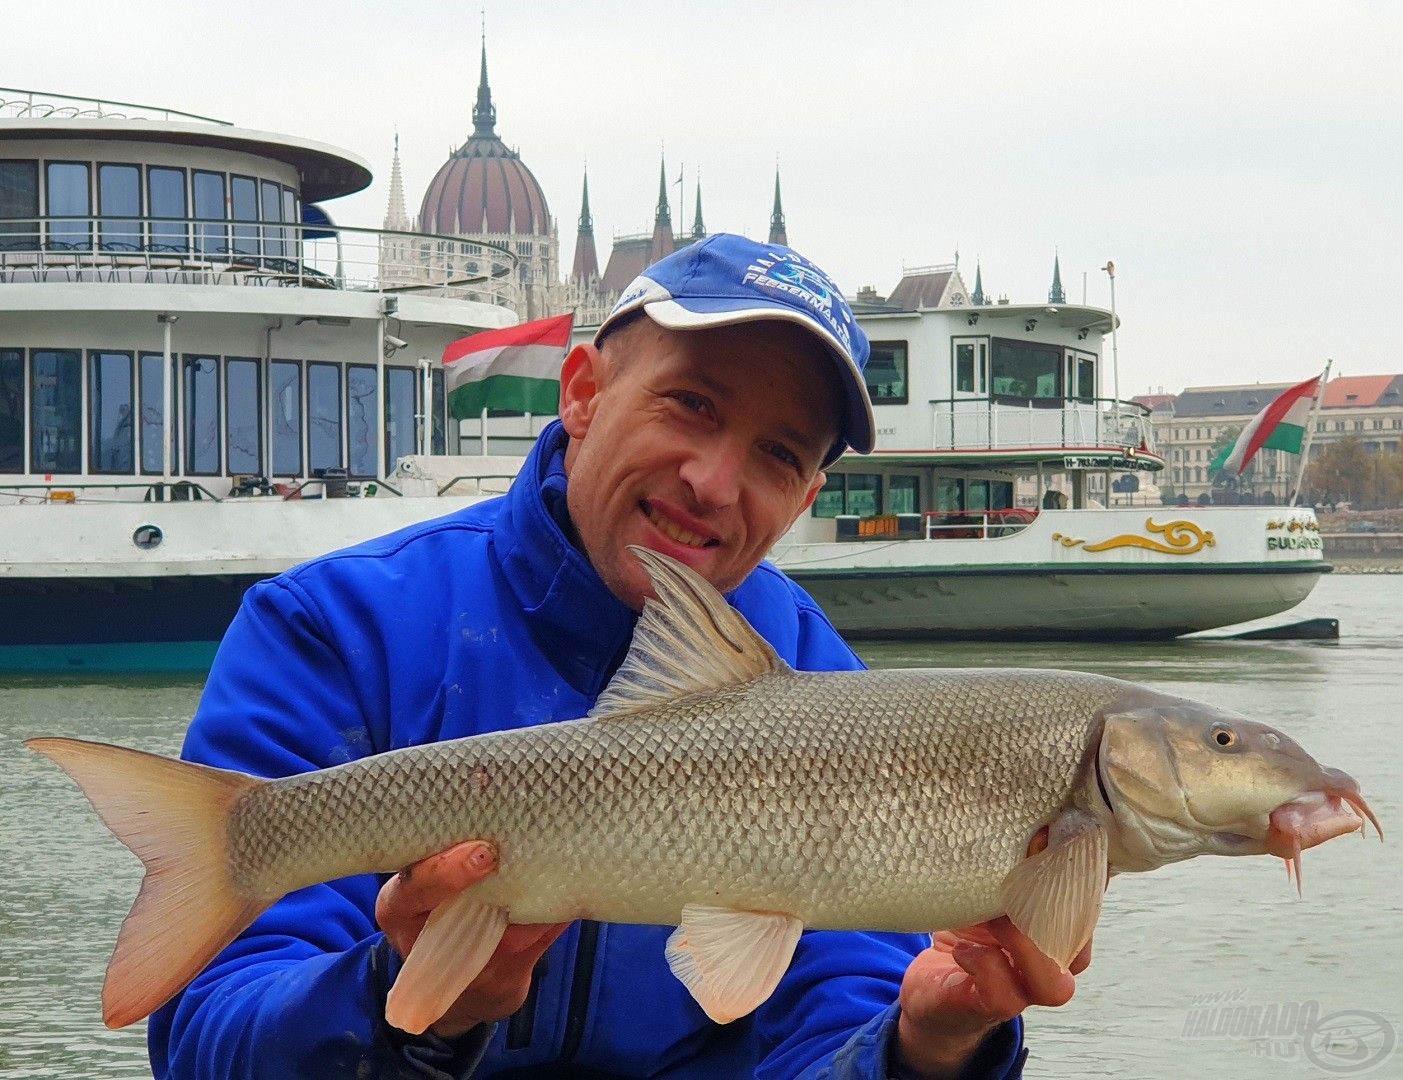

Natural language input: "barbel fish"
[29,548,1380,1035]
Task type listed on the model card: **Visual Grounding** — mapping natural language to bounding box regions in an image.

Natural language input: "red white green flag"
[1210,374,1322,476]
[443,314,574,418]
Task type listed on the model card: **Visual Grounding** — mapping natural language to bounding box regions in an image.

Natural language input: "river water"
[1,574,1398,1078]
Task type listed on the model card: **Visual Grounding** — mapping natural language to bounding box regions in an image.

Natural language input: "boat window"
[0,160,39,251]
[864,341,908,404]
[231,175,259,258]
[139,352,176,475]
[811,473,844,517]
[88,351,134,474]
[97,164,141,252]
[270,360,303,475]
[935,477,962,510]
[346,364,378,477]
[193,171,229,257]
[147,167,188,252]
[845,473,882,517]
[967,480,989,510]
[226,358,262,475]
[260,180,283,258]
[281,187,297,256]
[30,349,81,473]
[890,474,919,514]
[991,480,1013,509]
[182,355,221,475]
[0,348,22,472]
[386,367,418,467]
[46,162,91,251]
[431,369,446,455]
[308,362,343,472]
[991,338,1061,401]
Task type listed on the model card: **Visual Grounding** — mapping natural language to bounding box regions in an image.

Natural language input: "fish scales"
[229,668,1119,932]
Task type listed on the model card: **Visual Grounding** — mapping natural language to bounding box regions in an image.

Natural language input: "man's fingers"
[985,917,1077,1007]
[498,922,571,962]
[950,944,1029,1023]
[393,841,498,913]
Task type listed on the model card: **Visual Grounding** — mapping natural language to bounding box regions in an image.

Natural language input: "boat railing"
[0,87,230,125]
[0,216,519,306]
[0,480,225,504]
[927,397,1155,454]
[831,508,1038,542]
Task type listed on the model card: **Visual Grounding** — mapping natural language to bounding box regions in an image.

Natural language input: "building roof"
[886,268,955,310]
[1132,393,1176,412]
[1321,374,1399,409]
[417,42,551,237]
[1172,383,1294,418]
[600,235,653,294]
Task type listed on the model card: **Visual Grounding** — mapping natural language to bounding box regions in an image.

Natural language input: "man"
[150,234,1086,1079]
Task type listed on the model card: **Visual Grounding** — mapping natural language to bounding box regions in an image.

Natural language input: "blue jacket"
[150,421,1025,1079]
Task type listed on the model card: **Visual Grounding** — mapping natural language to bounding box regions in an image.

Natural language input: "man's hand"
[376,841,571,1038]
[894,917,1091,1079]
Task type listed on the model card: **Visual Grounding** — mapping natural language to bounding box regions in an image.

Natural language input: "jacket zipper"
[506,956,547,1050]
[559,920,600,1061]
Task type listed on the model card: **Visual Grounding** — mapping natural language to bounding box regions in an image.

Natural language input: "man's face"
[561,316,841,610]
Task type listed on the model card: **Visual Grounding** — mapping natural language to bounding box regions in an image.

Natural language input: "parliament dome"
[418,45,551,238]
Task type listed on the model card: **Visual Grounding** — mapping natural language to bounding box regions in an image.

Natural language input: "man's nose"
[678,438,743,510]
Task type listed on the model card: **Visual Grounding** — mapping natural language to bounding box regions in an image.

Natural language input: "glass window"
[845,473,882,517]
[890,474,919,514]
[226,358,261,474]
[864,341,908,404]
[346,364,378,477]
[182,355,221,475]
[990,480,1013,510]
[193,171,228,257]
[967,480,990,511]
[935,477,962,510]
[308,362,342,472]
[990,338,1062,401]
[260,180,283,258]
[270,360,303,475]
[955,342,975,394]
[811,473,844,518]
[431,369,446,455]
[1066,350,1096,403]
[88,351,134,473]
[386,367,418,468]
[0,348,22,472]
[148,167,188,251]
[0,160,39,250]
[46,162,91,250]
[231,175,258,258]
[281,187,298,261]
[139,352,176,474]
[98,164,141,252]
[30,350,81,472]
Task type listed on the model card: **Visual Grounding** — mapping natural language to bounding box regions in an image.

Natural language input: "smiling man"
[151,235,1079,1079]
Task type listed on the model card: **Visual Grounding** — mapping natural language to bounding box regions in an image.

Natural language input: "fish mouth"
[1266,783,1382,894]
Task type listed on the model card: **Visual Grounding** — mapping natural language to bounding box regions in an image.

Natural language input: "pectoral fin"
[665,904,804,1024]
[998,811,1107,970]
[384,891,509,1035]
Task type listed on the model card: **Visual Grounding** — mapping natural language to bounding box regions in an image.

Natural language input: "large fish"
[29,548,1380,1036]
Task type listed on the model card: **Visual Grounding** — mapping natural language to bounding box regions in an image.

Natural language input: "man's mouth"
[641,502,719,550]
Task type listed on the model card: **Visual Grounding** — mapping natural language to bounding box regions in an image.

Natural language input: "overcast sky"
[6,1,1400,394]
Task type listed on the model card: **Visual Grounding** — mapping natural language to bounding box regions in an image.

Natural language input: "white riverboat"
[764,281,1327,638]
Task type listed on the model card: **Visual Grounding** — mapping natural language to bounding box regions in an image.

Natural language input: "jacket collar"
[491,420,638,698]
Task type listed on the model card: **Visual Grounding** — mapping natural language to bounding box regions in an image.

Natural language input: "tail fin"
[26,737,267,1028]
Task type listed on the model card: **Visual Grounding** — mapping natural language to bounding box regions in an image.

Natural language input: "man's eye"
[767,442,802,470]
[671,392,708,414]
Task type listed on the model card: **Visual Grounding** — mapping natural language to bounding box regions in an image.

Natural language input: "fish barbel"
[29,548,1381,1035]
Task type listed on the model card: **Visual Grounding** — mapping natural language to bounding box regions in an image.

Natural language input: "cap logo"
[742,251,854,351]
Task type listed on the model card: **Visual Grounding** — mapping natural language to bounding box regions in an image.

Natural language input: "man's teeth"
[646,506,709,548]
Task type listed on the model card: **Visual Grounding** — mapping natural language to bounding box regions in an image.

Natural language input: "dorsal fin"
[590,547,786,718]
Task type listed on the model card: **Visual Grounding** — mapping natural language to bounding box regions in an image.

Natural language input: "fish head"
[1093,699,1379,881]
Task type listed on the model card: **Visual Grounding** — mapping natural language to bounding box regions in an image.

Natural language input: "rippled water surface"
[1,574,1398,1078]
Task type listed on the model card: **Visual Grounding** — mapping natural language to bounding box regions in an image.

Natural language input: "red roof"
[1321,374,1398,409]
[1132,393,1176,410]
[886,270,953,310]
[600,235,653,295]
[418,134,551,237]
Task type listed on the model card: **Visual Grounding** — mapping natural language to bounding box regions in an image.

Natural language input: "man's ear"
[791,470,827,525]
[559,343,603,439]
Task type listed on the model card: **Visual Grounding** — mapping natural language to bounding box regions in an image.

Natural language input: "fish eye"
[1210,724,1237,749]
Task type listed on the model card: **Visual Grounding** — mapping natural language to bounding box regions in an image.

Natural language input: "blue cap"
[595,233,874,465]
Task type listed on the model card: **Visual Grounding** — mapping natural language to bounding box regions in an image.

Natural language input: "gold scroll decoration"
[1079,518,1215,555]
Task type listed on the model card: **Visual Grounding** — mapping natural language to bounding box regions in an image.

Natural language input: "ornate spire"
[655,155,671,227]
[572,168,599,281]
[768,166,787,247]
[650,154,675,263]
[472,35,497,136]
[383,129,410,230]
[972,261,985,306]
[692,173,705,239]
[1049,251,1065,304]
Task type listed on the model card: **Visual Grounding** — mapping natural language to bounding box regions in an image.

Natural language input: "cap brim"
[643,296,875,462]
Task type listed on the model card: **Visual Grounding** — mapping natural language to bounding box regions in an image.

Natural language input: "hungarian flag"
[1211,374,1322,476]
[443,314,574,418]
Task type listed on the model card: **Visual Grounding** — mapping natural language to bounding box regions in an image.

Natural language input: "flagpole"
[480,407,488,456]
[1289,358,1332,507]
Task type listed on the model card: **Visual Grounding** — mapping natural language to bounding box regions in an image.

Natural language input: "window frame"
[86,349,135,475]
[0,159,40,252]
[345,362,380,479]
[192,169,230,258]
[306,360,344,473]
[181,353,222,476]
[0,346,25,473]
[146,164,190,253]
[224,356,263,476]
[96,161,144,252]
[989,336,1063,404]
[864,339,909,406]
[138,350,177,476]
[269,358,305,477]
[29,347,83,474]
[44,159,93,252]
